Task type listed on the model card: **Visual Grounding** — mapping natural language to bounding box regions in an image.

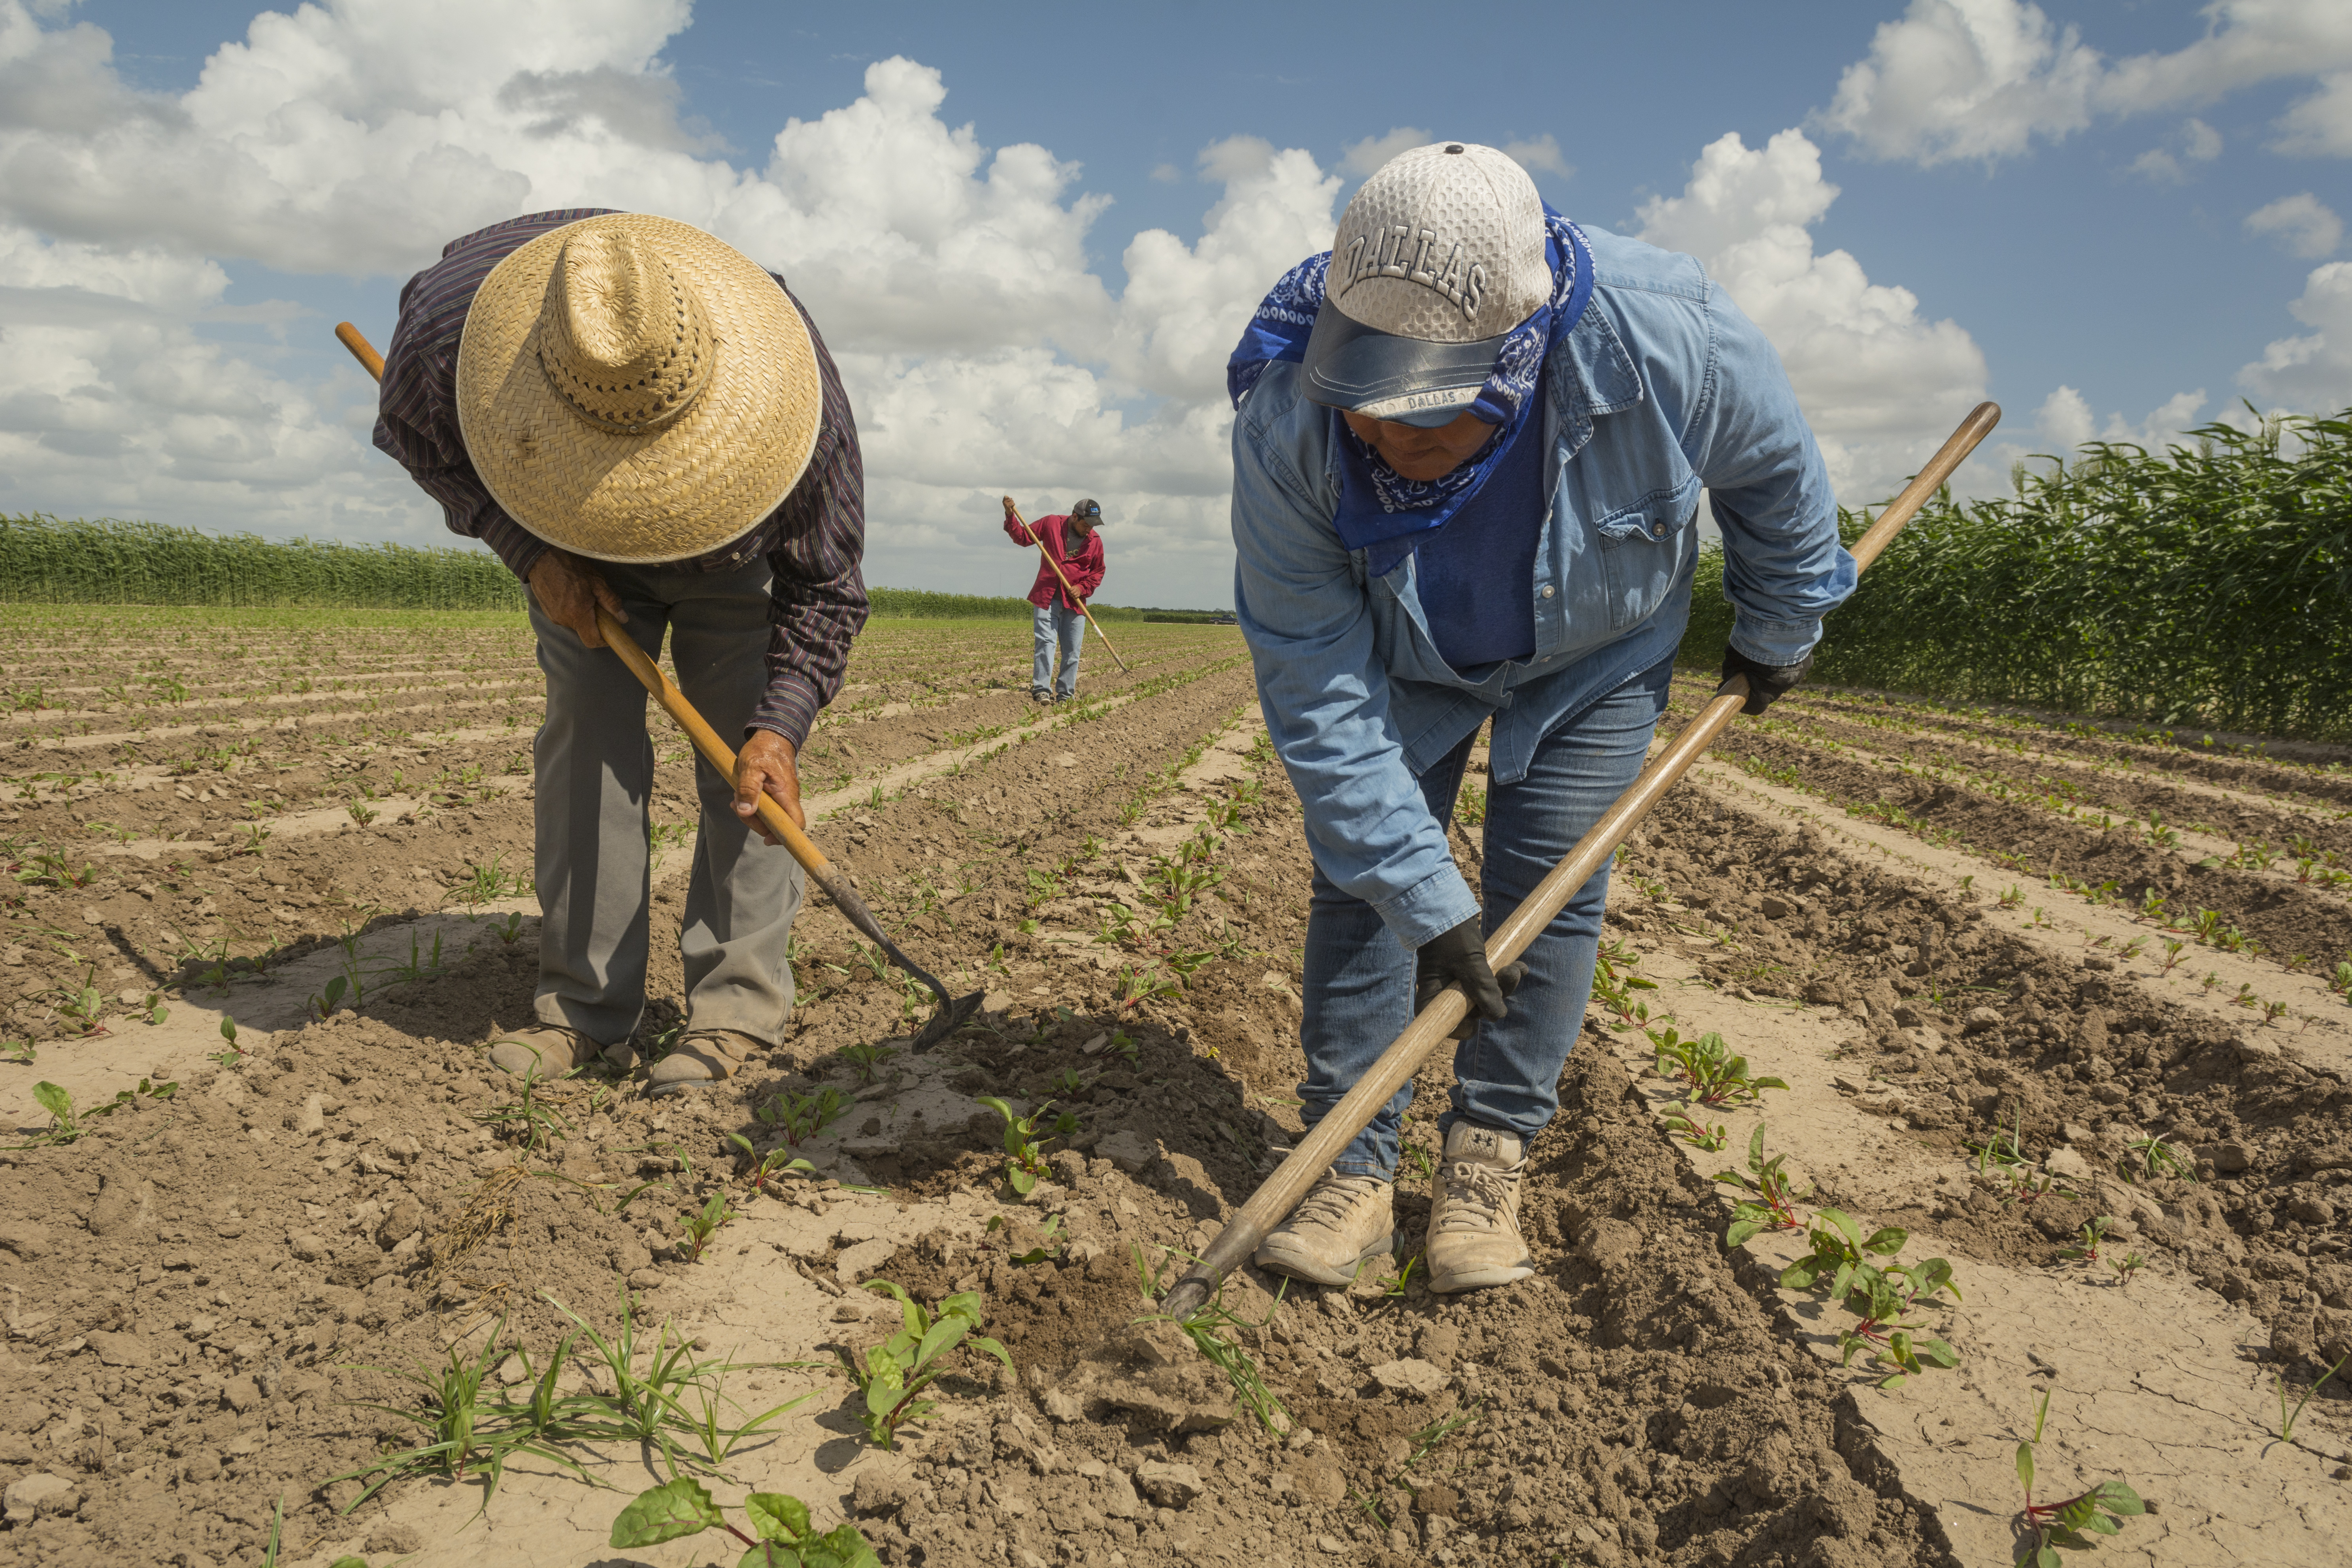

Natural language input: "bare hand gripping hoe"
[334,322,982,1053]
[1157,401,2002,1320]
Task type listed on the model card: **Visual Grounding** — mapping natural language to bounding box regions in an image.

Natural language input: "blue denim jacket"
[1232,225,1854,949]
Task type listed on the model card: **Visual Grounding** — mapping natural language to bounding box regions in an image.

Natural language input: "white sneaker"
[1426,1121,1534,1294]
[1254,1169,1396,1286]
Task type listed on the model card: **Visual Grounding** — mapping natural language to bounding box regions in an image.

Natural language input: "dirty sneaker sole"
[1427,1257,1535,1294]
[1253,1229,1399,1287]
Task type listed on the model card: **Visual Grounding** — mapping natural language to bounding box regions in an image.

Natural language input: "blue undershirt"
[1409,414,1546,672]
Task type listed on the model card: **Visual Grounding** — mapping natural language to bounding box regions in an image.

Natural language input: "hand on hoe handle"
[1718,645,1813,717]
[526,549,628,650]
[733,731,805,841]
[1413,916,1528,1041]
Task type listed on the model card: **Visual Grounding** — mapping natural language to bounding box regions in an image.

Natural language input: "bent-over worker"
[1003,497,1106,703]
[1228,144,1850,1293]
[375,209,866,1094]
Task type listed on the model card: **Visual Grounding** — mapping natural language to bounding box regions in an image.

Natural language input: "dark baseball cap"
[1071,499,1103,521]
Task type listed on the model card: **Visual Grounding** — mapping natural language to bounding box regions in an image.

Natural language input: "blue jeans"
[1032,602,1086,698]
[1298,657,1673,1179]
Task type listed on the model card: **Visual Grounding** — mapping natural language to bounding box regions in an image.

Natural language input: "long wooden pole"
[1159,400,2002,1320]
[1003,497,1129,673]
[332,321,981,1049]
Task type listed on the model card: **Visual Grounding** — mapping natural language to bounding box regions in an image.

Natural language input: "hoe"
[334,322,983,1053]
[1158,401,2003,1319]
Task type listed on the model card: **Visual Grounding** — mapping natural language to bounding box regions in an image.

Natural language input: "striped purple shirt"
[372,208,868,749]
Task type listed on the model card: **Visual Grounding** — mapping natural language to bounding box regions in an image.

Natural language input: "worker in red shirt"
[1002,497,1107,702]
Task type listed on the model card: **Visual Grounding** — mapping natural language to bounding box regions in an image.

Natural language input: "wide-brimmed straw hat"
[455,213,821,564]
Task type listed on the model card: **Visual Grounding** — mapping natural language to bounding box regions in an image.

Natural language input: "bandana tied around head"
[1228,209,1595,576]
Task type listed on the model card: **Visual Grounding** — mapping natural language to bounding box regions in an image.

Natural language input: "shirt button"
[1651,523,1669,539]
[1541,585,1556,599]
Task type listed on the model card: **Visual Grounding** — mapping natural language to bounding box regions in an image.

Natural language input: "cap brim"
[1300,303,1505,426]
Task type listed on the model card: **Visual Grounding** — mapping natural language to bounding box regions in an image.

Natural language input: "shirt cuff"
[477,512,549,583]
[1728,613,1824,669]
[750,672,822,751]
[1374,864,1481,951]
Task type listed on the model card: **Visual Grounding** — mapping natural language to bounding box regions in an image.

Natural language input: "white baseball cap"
[1303,141,1550,428]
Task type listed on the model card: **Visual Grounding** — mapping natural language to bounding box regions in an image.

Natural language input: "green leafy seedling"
[975,1095,1056,1196]
[1714,1125,1812,1246]
[676,1189,736,1263]
[1660,1103,1730,1152]
[837,1280,1012,1449]
[2277,1347,2352,1446]
[2058,1216,2111,1265]
[725,1133,816,1198]
[1648,1025,1788,1108]
[609,1477,879,1567]
[2016,1387,2145,1563]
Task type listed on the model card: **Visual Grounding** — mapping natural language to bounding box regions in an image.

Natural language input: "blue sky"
[6,0,2348,608]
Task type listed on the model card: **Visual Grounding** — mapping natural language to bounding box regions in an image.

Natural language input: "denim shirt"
[1232,224,1854,950]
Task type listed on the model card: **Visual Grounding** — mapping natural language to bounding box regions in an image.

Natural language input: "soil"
[1,617,2346,1567]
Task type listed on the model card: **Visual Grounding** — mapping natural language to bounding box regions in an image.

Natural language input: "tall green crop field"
[1684,410,2352,741]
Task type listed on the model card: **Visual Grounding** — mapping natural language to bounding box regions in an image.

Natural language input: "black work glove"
[1413,916,1528,1039]
[1719,645,1813,717]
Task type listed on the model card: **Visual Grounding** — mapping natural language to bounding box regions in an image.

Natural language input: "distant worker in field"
[1228,144,1850,1293]
[374,210,866,1094]
[1002,496,1106,703]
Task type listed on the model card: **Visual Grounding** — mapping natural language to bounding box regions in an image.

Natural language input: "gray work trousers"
[526,560,804,1047]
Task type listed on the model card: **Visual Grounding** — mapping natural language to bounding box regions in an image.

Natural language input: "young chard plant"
[837,1281,1011,1450]
[1781,1208,1962,1389]
[2015,1387,2145,1564]
[1715,1126,1812,1245]
[1648,1025,1788,1108]
[608,1479,877,1567]
[975,1095,1057,1195]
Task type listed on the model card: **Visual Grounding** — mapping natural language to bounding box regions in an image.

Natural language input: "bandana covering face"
[1228,208,1595,576]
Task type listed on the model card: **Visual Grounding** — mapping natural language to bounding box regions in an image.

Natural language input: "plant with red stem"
[1714,1125,1812,1247]
[2014,1388,2144,1564]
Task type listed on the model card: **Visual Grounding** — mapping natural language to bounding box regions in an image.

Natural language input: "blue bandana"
[1228,208,1595,576]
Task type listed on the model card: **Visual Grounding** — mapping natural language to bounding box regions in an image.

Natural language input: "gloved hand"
[1413,917,1528,1039]
[1719,645,1813,717]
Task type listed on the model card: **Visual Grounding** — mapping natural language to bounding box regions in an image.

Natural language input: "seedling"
[472,1064,575,1154]
[1592,946,1659,1028]
[53,965,109,1037]
[1782,1208,1962,1389]
[752,1085,852,1149]
[839,1043,896,1085]
[1660,1103,1729,1152]
[1047,1066,1091,1096]
[208,1015,245,1067]
[675,1190,736,1263]
[307,973,349,1020]
[1648,1025,1788,1108]
[2277,1349,2352,1445]
[7,1081,81,1149]
[1132,1248,1291,1436]
[608,1479,877,1566]
[492,910,527,945]
[837,1280,1011,1449]
[975,1096,1056,1195]
[2015,1388,2145,1563]
[2057,1216,2111,1265]
[1714,1126,1812,1245]
[724,1134,816,1198]
[2109,1252,2146,1289]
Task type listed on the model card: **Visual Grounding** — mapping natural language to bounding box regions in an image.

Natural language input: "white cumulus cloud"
[1822,0,2352,167]
[2238,261,2352,409]
[1636,129,1990,503]
[2246,191,2344,257]
[2033,386,2209,454]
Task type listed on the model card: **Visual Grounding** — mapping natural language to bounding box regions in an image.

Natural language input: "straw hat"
[455,213,821,564]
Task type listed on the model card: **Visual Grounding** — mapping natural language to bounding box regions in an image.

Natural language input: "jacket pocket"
[1594,474,1699,632]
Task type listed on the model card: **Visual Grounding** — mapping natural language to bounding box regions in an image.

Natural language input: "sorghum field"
[1,595,2348,1568]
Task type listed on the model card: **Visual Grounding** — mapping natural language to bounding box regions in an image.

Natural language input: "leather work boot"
[1426,1121,1535,1294]
[647,1028,764,1096]
[487,1023,631,1078]
[1253,1169,1397,1286]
